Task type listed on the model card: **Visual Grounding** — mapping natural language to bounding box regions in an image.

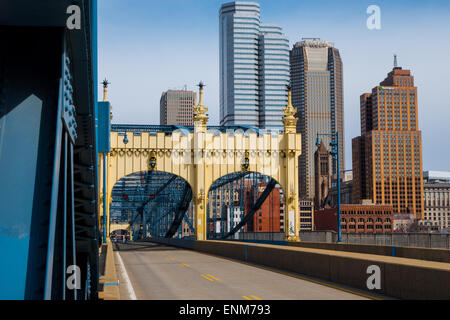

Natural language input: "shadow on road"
[113,241,182,253]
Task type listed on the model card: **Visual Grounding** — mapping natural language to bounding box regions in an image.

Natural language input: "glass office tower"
[290,38,344,200]
[259,24,290,131]
[219,2,289,130]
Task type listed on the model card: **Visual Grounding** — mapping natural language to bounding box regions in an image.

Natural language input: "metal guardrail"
[235,231,450,249]
[299,231,450,249]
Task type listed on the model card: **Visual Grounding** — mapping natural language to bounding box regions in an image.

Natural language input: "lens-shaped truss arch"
[206,171,285,240]
[110,170,194,240]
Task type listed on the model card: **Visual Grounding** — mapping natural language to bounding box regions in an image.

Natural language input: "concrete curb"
[99,240,120,300]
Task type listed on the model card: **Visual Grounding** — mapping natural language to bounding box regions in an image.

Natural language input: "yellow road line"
[201,274,215,282]
[242,296,252,300]
[207,274,222,282]
[182,263,191,268]
[192,250,382,300]
[251,295,262,300]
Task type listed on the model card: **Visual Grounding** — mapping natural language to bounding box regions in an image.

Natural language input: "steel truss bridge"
[101,92,302,243]
[109,165,281,242]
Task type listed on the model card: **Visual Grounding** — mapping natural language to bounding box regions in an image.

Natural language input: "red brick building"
[245,183,281,232]
[314,204,393,233]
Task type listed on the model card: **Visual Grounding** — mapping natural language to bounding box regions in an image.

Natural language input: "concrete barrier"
[146,238,450,300]
[99,240,120,300]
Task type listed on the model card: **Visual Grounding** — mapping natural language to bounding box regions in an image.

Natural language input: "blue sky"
[98,0,450,171]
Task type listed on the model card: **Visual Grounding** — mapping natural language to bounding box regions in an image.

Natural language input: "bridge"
[1,0,449,301]
[99,83,302,243]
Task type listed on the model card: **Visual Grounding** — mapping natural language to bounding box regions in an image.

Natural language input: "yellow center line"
[201,274,215,282]
[242,296,252,300]
[181,263,191,268]
[207,274,222,282]
[251,295,262,300]
[193,251,383,300]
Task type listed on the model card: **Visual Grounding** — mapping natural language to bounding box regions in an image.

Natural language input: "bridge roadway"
[113,242,387,300]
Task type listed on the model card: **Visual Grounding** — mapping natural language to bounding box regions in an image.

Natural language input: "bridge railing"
[298,231,450,249]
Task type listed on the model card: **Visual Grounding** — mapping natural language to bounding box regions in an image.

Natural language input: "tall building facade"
[219,2,290,130]
[290,38,344,200]
[421,182,450,231]
[352,65,424,219]
[160,90,196,126]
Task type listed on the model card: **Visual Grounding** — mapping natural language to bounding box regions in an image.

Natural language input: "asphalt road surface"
[113,242,386,300]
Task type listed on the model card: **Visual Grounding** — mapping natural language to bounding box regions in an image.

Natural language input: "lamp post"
[316,131,341,243]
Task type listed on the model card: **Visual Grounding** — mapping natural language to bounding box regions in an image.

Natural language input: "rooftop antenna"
[394,54,398,68]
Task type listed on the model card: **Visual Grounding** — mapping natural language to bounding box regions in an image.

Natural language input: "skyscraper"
[352,62,424,219]
[290,38,344,200]
[160,89,196,126]
[219,1,290,130]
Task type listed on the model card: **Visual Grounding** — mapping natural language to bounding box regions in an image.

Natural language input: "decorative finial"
[197,81,205,107]
[194,81,208,130]
[102,78,110,102]
[282,84,298,134]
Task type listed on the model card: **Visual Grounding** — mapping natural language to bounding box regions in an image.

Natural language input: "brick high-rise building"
[352,61,424,219]
[160,90,196,126]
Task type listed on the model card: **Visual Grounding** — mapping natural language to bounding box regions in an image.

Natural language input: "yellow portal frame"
[99,87,301,241]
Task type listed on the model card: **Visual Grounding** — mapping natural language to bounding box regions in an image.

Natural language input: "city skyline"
[97,0,450,172]
[5,0,450,303]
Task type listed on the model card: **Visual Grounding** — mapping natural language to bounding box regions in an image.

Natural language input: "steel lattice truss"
[207,173,281,240]
[110,171,282,241]
[110,171,194,240]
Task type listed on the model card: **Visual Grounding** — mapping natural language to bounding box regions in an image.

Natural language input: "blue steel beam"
[0,0,99,300]
[165,185,193,238]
